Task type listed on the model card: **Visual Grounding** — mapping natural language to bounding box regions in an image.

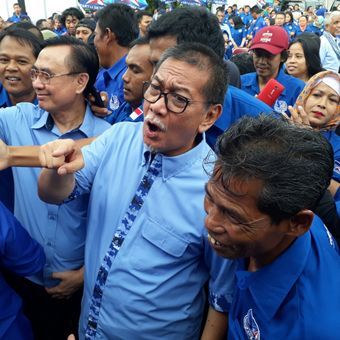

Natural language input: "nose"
[149,94,168,116]
[122,69,129,83]
[6,59,19,70]
[32,76,45,89]
[204,206,227,235]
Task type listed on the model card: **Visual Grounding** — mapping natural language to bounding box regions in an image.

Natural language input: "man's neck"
[9,92,36,106]
[50,99,87,134]
[108,45,129,68]
[258,71,280,90]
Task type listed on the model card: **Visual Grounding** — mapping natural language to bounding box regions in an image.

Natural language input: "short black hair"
[147,7,225,59]
[60,7,84,26]
[230,15,244,29]
[12,22,44,41]
[289,33,323,78]
[1,27,44,58]
[129,36,149,49]
[136,10,153,24]
[95,4,138,47]
[230,53,255,75]
[43,36,99,98]
[212,114,333,224]
[155,42,228,106]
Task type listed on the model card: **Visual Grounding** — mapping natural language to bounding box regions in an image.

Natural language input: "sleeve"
[0,201,45,276]
[203,232,236,312]
[75,125,115,193]
[0,106,19,143]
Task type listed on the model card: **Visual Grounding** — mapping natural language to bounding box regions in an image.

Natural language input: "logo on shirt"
[244,309,261,340]
[109,94,120,111]
[274,100,287,115]
[334,160,340,175]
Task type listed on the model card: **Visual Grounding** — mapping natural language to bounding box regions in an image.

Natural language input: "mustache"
[144,115,167,132]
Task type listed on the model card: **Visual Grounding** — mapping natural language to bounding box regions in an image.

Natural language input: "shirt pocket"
[129,216,190,272]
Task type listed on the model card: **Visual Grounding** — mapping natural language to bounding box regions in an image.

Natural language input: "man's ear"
[287,210,314,237]
[75,73,89,95]
[198,104,223,134]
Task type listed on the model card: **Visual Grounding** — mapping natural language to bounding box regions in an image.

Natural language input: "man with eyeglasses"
[241,26,304,115]
[0,36,109,340]
[36,43,236,339]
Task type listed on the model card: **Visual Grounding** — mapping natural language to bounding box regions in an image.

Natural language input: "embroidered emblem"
[243,309,260,340]
[129,107,143,121]
[109,94,120,110]
[274,100,287,114]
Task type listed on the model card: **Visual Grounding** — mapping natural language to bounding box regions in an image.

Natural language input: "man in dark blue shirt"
[205,115,340,338]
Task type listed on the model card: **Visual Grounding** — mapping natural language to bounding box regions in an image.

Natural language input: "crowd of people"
[0,1,339,339]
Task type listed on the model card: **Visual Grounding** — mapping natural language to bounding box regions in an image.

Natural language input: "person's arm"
[0,137,95,171]
[201,307,228,340]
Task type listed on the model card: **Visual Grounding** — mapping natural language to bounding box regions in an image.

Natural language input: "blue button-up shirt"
[206,86,272,149]
[0,103,110,287]
[241,69,305,115]
[74,122,236,338]
[228,216,340,338]
[95,55,129,125]
[247,16,266,39]
[0,201,45,339]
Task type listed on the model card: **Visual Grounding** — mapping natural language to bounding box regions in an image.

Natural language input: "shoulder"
[241,72,257,86]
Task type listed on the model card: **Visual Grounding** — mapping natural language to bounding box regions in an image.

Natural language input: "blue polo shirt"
[206,86,272,149]
[0,201,45,339]
[240,13,252,27]
[73,122,236,338]
[0,103,110,287]
[228,216,340,339]
[241,69,305,115]
[295,25,314,36]
[0,85,38,212]
[95,55,129,125]
[230,26,247,46]
[284,22,298,42]
[247,16,266,38]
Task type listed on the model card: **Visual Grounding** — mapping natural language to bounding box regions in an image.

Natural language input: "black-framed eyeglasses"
[142,81,210,114]
[30,68,80,85]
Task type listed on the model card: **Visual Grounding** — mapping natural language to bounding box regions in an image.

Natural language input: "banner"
[78,0,105,10]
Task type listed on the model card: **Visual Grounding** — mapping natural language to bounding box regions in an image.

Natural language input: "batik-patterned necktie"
[85,153,162,339]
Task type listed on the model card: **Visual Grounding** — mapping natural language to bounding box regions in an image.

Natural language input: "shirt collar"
[236,230,311,321]
[103,55,127,83]
[31,104,94,137]
[142,133,210,180]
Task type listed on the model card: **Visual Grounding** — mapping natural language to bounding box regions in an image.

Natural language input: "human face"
[122,44,153,109]
[204,171,291,267]
[54,18,62,29]
[330,14,340,36]
[285,13,292,23]
[304,82,339,129]
[149,36,177,67]
[216,11,224,23]
[76,26,92,42]
[65,15,79,36]
[253,49,282,81]
[286,43,308,81]
[139,15,152,36]
[32,46,82,114]
[0,36,36,102]
[275,14,285,26]
[13,5,21,16]
[299,16,307,27]
[143,58,213,156]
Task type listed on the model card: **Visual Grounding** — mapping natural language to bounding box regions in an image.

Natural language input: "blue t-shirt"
[74,122,236,338]
[230,26,247,46]
[228,216,340,339]
[241,69,305,115]
[0,201,45,339]
[95,55,129,125]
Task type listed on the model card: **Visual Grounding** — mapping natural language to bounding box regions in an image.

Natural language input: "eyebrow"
[152,74,191,96]
[205,183,248,223]
[32,65,53,74]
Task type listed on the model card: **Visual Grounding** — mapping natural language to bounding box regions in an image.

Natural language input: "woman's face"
[285,13,291,23]
[299,16,307,26]
[286,43,308,81]
[305,82,339,128]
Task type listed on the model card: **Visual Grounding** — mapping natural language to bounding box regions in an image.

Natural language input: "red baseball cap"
[250,26,289,54]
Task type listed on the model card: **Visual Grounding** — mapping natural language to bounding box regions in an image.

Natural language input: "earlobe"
[198,104,222,133]
[287,210,314,237]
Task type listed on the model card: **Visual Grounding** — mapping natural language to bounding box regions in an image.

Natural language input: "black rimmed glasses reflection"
[142,81,210,114]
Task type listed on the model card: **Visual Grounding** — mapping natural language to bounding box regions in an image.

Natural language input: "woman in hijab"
[288,70,340,241]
